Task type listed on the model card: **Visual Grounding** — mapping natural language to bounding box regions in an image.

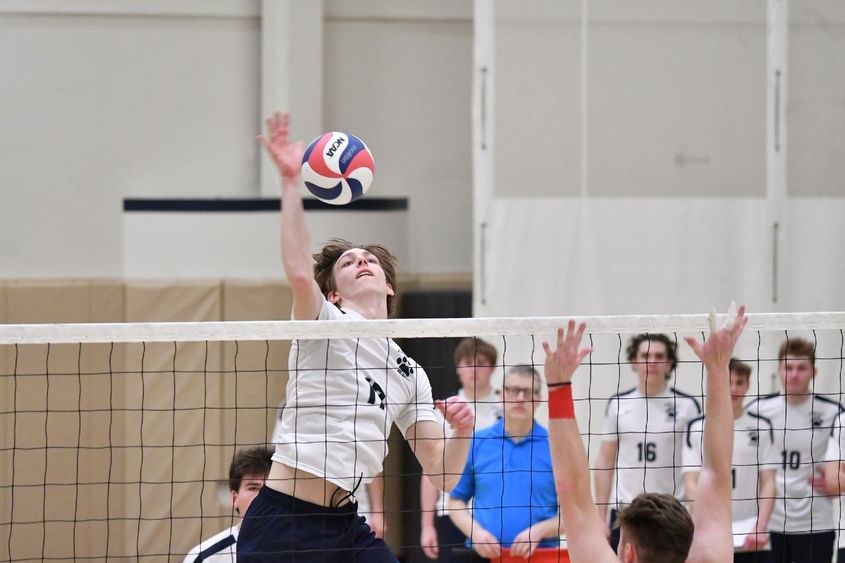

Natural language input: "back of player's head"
[454,337,498,367]
[229,446,274,492]
[626,334,678,377]
[313,238,399,316]
[616,493,693,563]
[729,357,752,380]
[777,337,815,367]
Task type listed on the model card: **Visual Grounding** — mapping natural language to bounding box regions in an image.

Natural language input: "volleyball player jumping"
[543,307,747,563]
[237,112,475,562]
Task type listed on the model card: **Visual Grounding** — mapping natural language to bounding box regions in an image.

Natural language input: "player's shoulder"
[745,391,781,411]
[669,387,703,412]
[743,410,775,430]
[605,387,637,414]
[183,525,238,562]
[813,394,845,414]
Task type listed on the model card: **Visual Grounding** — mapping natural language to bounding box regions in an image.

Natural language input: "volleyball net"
[2,312,845,561]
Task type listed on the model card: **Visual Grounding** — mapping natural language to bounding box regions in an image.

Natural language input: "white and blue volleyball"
[300,132,374,205]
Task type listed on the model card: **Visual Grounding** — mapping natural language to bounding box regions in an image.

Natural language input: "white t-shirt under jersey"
[746,392,844,534]
[273,299,439,492]
[435,386,503,516]
[601,386,701,508]
[182,524,238,563]
[682,411,779,523]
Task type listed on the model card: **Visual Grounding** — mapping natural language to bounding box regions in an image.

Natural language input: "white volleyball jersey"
[182,524,238,563]
[435,386,503,515]
[273,300,439,492]
[682,411,779,523]
[746,392,844,533]
[601,386,701,507]
[825,413,845,547]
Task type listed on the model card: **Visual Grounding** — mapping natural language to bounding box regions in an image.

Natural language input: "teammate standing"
[745,338,843,563]
[594,334,701,550]
[683,359,777,562]
[238,112,475,562]
[420,337,502,562]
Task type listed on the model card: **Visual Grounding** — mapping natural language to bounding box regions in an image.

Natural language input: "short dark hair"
[312,238,399,316]
[616,493,694,563]
[626,334,678,378]
[228,446,273,492]
[729,358,752,380]
[454,337,498,367]
[778,337,815,367]
[506,364,541,393]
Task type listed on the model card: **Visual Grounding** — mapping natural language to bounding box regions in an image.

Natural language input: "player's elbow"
[438,473,460,493]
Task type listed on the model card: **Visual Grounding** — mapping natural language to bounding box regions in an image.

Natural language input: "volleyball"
[300,131,374,205]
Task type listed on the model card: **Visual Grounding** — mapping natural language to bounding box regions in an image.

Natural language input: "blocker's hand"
[683,304,747,370]
[542,320,591,386]
[257,111,304,182]
[435,396,475,435]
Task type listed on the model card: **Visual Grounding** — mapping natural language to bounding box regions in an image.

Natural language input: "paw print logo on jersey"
[396,356,414,379]
[747,430,759,446]
[812,412,824,427]
[664,405,676,421]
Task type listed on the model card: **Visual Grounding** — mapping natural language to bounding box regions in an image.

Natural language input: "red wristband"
[548,384,575,419]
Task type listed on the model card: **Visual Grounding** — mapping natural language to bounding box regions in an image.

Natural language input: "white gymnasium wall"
[0,0,474,280]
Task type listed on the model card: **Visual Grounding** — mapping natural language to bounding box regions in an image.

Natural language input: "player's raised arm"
[258,112,323,320]
[542,321,617,563]
[684,306,748,563]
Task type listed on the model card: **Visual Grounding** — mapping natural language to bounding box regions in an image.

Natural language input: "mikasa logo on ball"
[326,136,345,158]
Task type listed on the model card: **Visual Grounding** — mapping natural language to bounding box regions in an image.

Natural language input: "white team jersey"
[682,411,779,523]
[746,392,844,533]
[273,300,439,492]
[601,386,701,508]
[182,524,238,563]
[435,386,503,515]
[825,413,845,547]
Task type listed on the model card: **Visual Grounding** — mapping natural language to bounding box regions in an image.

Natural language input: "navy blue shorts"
[237,486,398,563]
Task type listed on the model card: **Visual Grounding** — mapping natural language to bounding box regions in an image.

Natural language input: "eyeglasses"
[503,385,540,398]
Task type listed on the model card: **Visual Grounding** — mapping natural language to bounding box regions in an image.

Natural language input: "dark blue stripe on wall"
[123,197,408,213]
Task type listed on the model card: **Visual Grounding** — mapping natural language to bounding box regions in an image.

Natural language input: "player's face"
[632,339,672,392]
[730,372,750,408]
[330,248,394,304]
[232,473,266,517]
[502,372,539,421]
[778,355,816,396]
[456,354,495,391]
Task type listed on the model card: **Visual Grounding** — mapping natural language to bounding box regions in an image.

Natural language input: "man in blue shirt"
[448,365,562,561]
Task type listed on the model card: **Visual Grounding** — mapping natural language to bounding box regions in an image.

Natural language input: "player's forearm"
[434,430,472,492]
[701,365,732,476]
[446,497,479,538]
[368,474,385,514]
[825,461,845,494]
[549,418,597,514]
[280,179,314,284]
[529,513,564,540]
[420,475,439,528]
[756,470,776,530]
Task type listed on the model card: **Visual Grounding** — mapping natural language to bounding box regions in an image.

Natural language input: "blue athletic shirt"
[449,419,559,548]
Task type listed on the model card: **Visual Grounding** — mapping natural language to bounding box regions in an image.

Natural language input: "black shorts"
[237,486,398,563]
[768,531,835,563]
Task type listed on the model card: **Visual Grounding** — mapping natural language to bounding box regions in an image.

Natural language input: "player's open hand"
[542,320,591,386]
[435,396,475,435]
[510,526,542,558]
[684,304,747,371]
[257,111,304,182]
